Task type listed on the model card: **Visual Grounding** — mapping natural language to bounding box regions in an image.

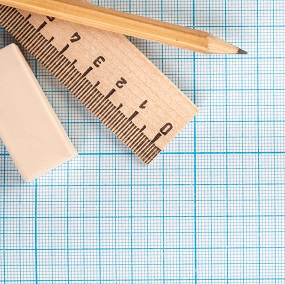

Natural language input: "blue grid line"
[1,0,285,283]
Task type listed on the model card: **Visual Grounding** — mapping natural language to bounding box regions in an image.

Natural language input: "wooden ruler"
[0,4,198,164]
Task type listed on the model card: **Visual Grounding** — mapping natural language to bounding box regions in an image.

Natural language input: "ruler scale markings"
[97,101,115,120]
[26,33,44,50]
[61,69,81,86]
[120,121,138,140]
[119,123,137,141]
[59,65,79,84]
[107,112,125,130]
[44,45,70,69]
[140,146,159,164]
[104,111,126,133]
[136,141,157,158]
[70,77,94,94]
[119,129,139,151]
[98,101,118,122]
[126,134,146,154]
[127,111,139,122]
[129,131,148,149]
[128,130,147,149]
[116,117,137,138]
[0,4,7,12]
[37,48,59,67]
[18,24,39,45]
[71,59,77,65]
[112,116,130,135]
[136,138,155,157]
[132,137,150,154]
[24,36,46,56]
[147,145,161,161]
[95,99,112,118]
[63,69,82,86]
[140,125,146,132]
[87,92,107,112]
[49,52,69,71]
[0,5,198,164]
[0,6,15,21]
[81,66,93,77]
[53,60,75,80]
[118,125,139,146]
[43,50,63,69]
[120,124,144,152]
[112,114,127,131]
[88,96,107,115]
[25,34,46,54]
[63,70,82,88]
[53,59,73,78]
[104,108,123,127]
[2,13,26,34]
[3,18,27,38]
[79,88,100,104]
[100,105,116,122]
[131,136,148,154]
[15,24,34,40]
[35,21,47,33]
[68,76,88,93]
[83,92,103,110]
[67,70,89,89]
[25,13,31,21]
[38,41,60,59]
[73,83,94,102]
[21,30,43,47]
[101,106,119,123]
[36,44,57,64]
[116,103,123,111]
[150,149,161,162]
[101,109,121,129]
[0,7,18,25]
[105,88,116,100]
[53,58,70,72]
[124,128,143,147]
[77,87,96,104]
[49,57,68,75]
[138,147,153,162]
[145,151,158,165]
[84,90,103,109]
[47,36,54,44]
[58,44,69,55]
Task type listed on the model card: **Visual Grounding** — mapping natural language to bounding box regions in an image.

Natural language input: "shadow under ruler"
[0,0,285,283]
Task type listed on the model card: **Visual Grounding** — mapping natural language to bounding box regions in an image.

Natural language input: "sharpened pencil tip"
[237,48,248,55]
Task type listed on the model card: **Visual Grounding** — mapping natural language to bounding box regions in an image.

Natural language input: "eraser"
[0,44,77,182]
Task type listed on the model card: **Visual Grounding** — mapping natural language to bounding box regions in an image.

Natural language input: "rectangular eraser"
[0,44,78,182]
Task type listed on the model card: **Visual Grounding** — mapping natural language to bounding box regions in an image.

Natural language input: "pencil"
[0,0,247,54]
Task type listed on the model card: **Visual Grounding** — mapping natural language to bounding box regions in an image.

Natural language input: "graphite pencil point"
[237,48,248,54]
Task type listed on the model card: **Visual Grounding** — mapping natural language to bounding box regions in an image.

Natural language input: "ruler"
[0,3,198,164]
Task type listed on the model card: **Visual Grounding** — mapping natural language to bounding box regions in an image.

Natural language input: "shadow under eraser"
[0,44,78,182]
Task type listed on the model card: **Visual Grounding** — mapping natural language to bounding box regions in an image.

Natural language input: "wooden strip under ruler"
[0,4,198,164]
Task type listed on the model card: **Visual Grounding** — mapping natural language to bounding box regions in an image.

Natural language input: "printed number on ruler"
[0,5,198,164]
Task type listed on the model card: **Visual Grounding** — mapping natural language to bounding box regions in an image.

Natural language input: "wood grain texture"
[0,0,245,54]
[0,5,198,164]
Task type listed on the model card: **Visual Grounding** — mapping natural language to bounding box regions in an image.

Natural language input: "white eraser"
[0,44,78,182]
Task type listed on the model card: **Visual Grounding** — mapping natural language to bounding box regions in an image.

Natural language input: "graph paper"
[1,0,285,282]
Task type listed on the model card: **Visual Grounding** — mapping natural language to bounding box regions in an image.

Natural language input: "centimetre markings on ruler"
[0,4,198,164]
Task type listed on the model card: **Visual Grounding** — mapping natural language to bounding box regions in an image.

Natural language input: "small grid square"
[1,0,285,283]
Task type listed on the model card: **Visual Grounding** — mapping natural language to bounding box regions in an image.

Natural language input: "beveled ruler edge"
[0,5,198,164]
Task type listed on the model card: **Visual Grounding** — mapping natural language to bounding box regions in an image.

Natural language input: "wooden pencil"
[0,0,247,54]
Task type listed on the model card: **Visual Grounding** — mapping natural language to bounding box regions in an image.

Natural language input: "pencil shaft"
[0,0,241,54]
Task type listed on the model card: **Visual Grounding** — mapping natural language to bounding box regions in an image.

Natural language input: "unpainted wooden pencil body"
[0,0,247,54]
